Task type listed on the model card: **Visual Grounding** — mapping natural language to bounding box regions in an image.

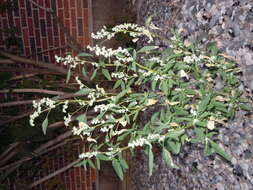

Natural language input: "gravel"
[129,0,253,189]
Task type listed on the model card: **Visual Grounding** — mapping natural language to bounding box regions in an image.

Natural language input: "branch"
[27,45,69,58]
[0,100,33,107]
[0,50,68,75]
[0,111,33,126]
[0,141,68,172]
[27,0,54,13]
[0,142,20,161]
[34,131,72,154]
[27,158,81,189]
[0,66,63,75]
[0,89,67,96]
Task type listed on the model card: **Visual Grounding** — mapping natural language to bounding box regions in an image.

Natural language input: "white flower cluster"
[91,26,115,40]
[87,45,133,63]
[128,138,150,148]
[64,114,72,126]
[183,54,202,64]
[91,23,147,43]
[55,55,80,69]
[149,57,165,66]
[30,98,56,126]
[72,122,91,136]
[94,103,116,112]
[147,134,165,142]
[75,76,84,89]
[62,100,69,113]
[100,124,114,132]
[79,151,99,159]
[111,72,126,79]
[154,74,169,81]
[86,85,105,106]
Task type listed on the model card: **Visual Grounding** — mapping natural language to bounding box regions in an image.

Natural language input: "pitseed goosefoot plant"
[29,22,251,180]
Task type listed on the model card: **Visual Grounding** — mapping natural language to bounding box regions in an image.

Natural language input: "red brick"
[27,18,34,36]
[45,0,50,8]
[53,22,59,36]
[76,0,82,17]
[58,0,63,8]
[20,9,27,27]
[2,19,8,30]
[33,9,39,28]
[42,38,48,50]
[84,28,90,45]
[54,37,59,47]
[14,18,22,36]
[19,0,25,8]
[65,19,70,32]
[39,9,45,18]
[60,31,66,46]
[7,11,14,27]
[91,168,96,182]
[39,0,44,6]
[64,0,70,18]
[35,29,41,46]
[71,9,77,27]
[47,28,53,47]
[71,27,77,40]
[39,0,45,18]
[70,0,75,8]
[49,51,55,63]
[71,169,76,190]
[76,37,82,47]
[83,9,89,27]
[58,9,64,23]
[23,28,29,46]
[46,12,52,27]
[24,47,30,56]
[83,0,88,8]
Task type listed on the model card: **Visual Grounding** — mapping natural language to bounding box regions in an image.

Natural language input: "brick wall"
[0,0,91,63]
[0,0,96,189]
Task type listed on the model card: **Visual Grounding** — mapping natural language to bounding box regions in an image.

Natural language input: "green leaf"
[114,88,129,103]
[167,141,181,154]
[204,140,213,156]
[167,129,185,139]
[198,94,211,113]
[76,88,93,95]
[160,80,169,96]
[66,68,71,83]
[113,79,122,89]
[97,154,110,161]
[148,147,154,176]
[87,159,96,168]
[151,79,157,91]
[112,159,124,180]
[78,52,93,57]
[102,69,112,80]
[42,117,48,135]
[209,140,232,161]
[162,148,178,169]
[76,114,87,123]
[91,69,97,80]
[239,103,251,111]
[96,158,101,170]
[119,157,129,171]
[82,67,88,77]
[137,46,158,53]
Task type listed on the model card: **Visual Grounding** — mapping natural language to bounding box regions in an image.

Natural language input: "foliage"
[30,22,251,180]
